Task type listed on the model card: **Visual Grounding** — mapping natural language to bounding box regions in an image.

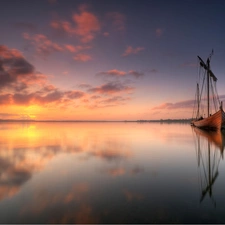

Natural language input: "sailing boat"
[191,51,225,130]
[193,127,225,206]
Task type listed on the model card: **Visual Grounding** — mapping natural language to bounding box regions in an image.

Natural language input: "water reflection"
[193,127,225,206]
[1,122,225,223]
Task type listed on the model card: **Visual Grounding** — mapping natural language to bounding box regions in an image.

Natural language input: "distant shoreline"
[0,119,192,123]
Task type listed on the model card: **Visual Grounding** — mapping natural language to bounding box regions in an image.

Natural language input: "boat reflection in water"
[193,127,225,206]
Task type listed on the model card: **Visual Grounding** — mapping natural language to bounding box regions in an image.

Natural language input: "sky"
[1,0,225,121]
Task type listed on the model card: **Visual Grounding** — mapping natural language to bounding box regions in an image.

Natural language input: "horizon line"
[0,118,192,123]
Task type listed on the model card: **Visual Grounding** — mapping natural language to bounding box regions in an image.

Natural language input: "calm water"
[0,122,225,223]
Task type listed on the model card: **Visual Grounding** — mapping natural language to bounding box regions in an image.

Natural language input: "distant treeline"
[0,119,192,123]
[136,119,192,123]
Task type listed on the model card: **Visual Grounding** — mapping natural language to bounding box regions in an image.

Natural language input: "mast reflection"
[193,127,225,207]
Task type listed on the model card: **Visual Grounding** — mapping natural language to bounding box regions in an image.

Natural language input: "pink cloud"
[73,54,92,62]
[107,12,126,31]
[181,62,197,67]
[50,20,74,36]
[122,46,144,57]
[99,96,131,106]
[152,99,195,110]
[50,6,101,43]
[0,45,23,59]
[78,83,92,89]
[88,81,134,95]
[23,33,91,58]
[103,32,109,37]
[72,11,101,43]
[48,0,57,4]
[128,70,144,78]
[64,44,90,53]
[0,45,47,90]
[155,28,164,37]
[97,69,126,77]
[97,69,144,78]
[0,45,87,107]
[1,46,138,110]
[65,90,86,99]
[23,33,63,56]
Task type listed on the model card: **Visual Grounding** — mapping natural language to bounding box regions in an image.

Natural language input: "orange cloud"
[122,46,144,56]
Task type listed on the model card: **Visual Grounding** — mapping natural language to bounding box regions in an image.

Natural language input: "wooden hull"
[191,109,225,130]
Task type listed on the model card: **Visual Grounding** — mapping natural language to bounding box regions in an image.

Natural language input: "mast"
[197,54,217,117]
[207,58,210,117]
[197,83,200,118]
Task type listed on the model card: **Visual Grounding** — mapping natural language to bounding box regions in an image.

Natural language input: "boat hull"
[191,109,225,130]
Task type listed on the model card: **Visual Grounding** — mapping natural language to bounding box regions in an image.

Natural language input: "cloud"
[107,12,126,31]
[65,90,86,99]
[103,32,109,37]
[72,10,101,43]
[0,45,47,91]
[0,94,12,105]
[0,45,87,107]
[50,5,101,43]
[128,70,144,78]
[23,33,91,58]
[1,46,138,110]
[13,22,37,32]
[97,69,126,77]
[152,99,195,110]
[99,96,131,106]
[181,62,197,67]
[50,20,74,37]
[64,44,91,53]
[73,53,92,62]
[48,0,57,4]
[155,28,164,37]
[78,83,92,89]
[0,113,19,118]
[97,69,144,79]
[88,81,134,95]
[23,33,64,56]
[149,69,158,73]
[122,46,144,56]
